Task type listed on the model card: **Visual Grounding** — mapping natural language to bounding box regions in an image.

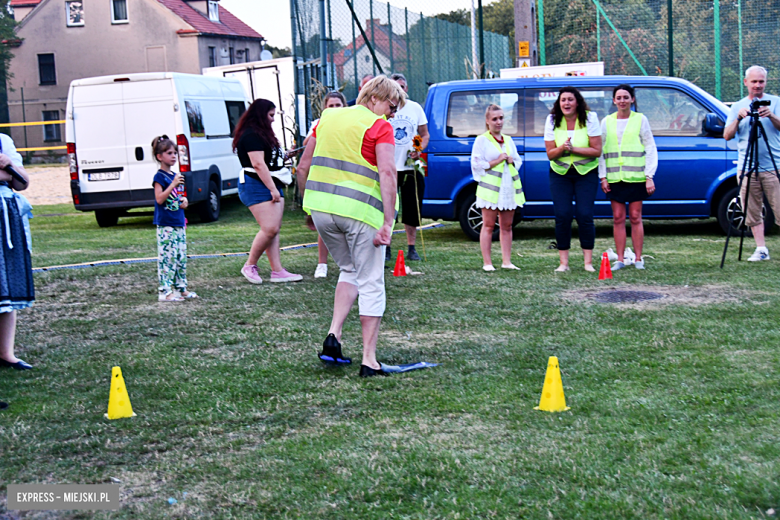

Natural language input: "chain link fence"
[291,0,511,130]
[539,0,779,103]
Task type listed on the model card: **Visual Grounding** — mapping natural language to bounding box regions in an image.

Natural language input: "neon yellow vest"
[550,113,599,175]
[303,105,397,229]
[475,132,525,206]
[604,111,646,183]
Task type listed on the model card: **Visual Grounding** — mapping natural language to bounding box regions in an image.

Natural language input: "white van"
[66,72,249,227]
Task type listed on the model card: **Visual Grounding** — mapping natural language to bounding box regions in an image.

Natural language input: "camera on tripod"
[749,98,771,116]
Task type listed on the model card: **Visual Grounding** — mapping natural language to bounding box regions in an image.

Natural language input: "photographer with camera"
[724,65,780,261]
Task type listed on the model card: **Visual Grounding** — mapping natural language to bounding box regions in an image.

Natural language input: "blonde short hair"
[356,75,407,109]
[484,103,503,129]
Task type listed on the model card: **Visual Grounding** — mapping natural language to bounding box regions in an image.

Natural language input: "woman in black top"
[233,99,301,284]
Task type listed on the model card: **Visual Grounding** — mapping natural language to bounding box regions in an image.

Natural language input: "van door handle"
[135,147,144,161]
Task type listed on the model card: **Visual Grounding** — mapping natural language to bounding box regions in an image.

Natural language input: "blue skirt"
[0,198,34,312]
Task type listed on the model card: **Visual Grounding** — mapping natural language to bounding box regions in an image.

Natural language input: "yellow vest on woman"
[303,105,397,229]
[603,111,646,183]
[550,114,599,175]
[475,132,525,206]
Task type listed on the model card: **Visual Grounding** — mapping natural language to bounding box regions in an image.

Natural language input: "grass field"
[1,197,779,519]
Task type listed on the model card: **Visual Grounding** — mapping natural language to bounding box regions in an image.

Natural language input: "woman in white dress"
[470,104,525,271]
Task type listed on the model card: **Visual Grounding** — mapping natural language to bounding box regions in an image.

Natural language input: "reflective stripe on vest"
[475,132,526,206]
[604,111,646,183]
[550,114,599,175]
[302,105,396,229]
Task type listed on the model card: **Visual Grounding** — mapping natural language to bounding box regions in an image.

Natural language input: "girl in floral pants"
[151,135,198,302]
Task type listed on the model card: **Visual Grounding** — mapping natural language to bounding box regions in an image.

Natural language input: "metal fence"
[291,0,512,129]
[539,0,779,102]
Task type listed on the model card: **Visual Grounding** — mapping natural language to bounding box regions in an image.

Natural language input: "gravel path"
[21,165,72,206]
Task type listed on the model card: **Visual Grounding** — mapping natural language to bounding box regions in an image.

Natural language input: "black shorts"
[606,180,650,203]
[398,170,425,227]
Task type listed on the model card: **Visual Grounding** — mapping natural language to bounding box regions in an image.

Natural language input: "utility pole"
[514,0,538,67]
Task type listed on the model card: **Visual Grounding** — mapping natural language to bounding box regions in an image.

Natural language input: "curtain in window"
[113,0,127,21]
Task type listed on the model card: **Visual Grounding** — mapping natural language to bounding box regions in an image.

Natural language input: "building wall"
[6,0,259,154]
[196,36,263,72]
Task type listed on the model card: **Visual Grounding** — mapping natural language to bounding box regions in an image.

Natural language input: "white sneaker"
[483,265,496,272]
[314,263,328,278]
[748,247,770,262]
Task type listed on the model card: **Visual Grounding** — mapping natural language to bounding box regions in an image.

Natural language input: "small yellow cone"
[105,366,136,420]
[534,356,570,412]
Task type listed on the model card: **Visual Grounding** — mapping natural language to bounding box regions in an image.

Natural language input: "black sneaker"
[0,401,8,410]
[359,364,389,377]
[385,247,392,262]
[318,334,352,365]
[407,248,421,261]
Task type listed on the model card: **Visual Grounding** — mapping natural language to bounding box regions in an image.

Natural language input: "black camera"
[750,98,771,115]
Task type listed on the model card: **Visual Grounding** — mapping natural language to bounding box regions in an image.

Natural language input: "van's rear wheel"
[95,209,119,228]
[458,193,499,242]
[198,179,220,223]
[717,186,775,236]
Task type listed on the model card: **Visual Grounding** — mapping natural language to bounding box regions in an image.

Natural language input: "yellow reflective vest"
[475,132,525,207]
[604,111,646,183]
[550,113,599,175]
[303,105,397,230]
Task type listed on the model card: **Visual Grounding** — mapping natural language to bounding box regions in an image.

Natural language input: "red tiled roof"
[156,0,264,40]
[10,0,41,7]
[333,19,406,68]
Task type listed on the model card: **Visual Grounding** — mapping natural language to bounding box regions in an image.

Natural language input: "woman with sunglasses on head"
[599,84,657,270]
[544,86,603,272]
[303,91,347,278]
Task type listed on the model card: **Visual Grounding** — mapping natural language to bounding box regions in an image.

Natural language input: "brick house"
[333,19,407,87]
[6,0,264,156]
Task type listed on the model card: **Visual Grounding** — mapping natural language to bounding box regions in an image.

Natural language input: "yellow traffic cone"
[534,356,570,412]
[104,366,136,420]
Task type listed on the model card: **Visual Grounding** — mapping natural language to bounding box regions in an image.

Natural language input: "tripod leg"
[721,170,749,268]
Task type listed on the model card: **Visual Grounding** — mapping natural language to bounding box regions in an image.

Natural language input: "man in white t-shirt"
[388,73,429,261]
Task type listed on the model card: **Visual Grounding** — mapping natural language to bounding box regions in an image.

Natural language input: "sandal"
[178,291,199,299]
[159,292,184,302]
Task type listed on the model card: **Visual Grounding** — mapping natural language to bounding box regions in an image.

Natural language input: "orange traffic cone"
[598,251,612,280]
[393,250,407,277]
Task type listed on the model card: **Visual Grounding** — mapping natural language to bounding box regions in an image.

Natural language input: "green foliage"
[265,44,292,59]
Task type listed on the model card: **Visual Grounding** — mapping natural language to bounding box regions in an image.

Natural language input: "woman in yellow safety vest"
[599,84,657,270]
[470,104,525,271]
[544,87,603,272]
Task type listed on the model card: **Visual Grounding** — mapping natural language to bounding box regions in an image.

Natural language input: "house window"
[364,55,370,63]
[208,0,219,21]
[244,48,250,62]
[42,110,62,142]
[208,46,216,67]
[229,47,235,65]
[38,54,56,85]
[66,0,84,26]
[111,0,128,23]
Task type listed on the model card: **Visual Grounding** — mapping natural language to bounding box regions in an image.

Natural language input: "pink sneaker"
[241,264,263,284]
[270,268,303,283]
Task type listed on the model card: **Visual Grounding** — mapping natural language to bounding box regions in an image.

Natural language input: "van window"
[524,88,613,137]
[446,91,521,138]
[185,101,206,137]
[225,101,246,137]
[635,88,708,137]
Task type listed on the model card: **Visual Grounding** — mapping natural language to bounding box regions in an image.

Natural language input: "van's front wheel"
[198,179,220,223]
[717,186,775,236]
[95,209,119,228]
[458,193,499,242]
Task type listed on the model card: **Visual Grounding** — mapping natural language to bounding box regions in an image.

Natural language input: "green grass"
[1,197,779,519]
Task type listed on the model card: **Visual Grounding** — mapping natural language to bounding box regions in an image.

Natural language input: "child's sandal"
[179,291,198,299]
[159,291,184,302]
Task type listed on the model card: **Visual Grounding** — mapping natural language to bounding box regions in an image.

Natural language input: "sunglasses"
[388,101,398,114]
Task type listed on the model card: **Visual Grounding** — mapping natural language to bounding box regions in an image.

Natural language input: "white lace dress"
[470,134,523,211]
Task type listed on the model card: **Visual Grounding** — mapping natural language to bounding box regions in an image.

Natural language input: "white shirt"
[0,133,23,166]
[390,100,428,171]
[597,114,658,180]
[471,134,523,211]
[543,111,601,141]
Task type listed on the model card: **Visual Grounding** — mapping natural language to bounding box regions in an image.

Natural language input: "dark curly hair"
[550,86,589,129]
[232,98,278,152]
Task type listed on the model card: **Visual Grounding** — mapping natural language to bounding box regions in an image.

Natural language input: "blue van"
[421,75,770,240]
